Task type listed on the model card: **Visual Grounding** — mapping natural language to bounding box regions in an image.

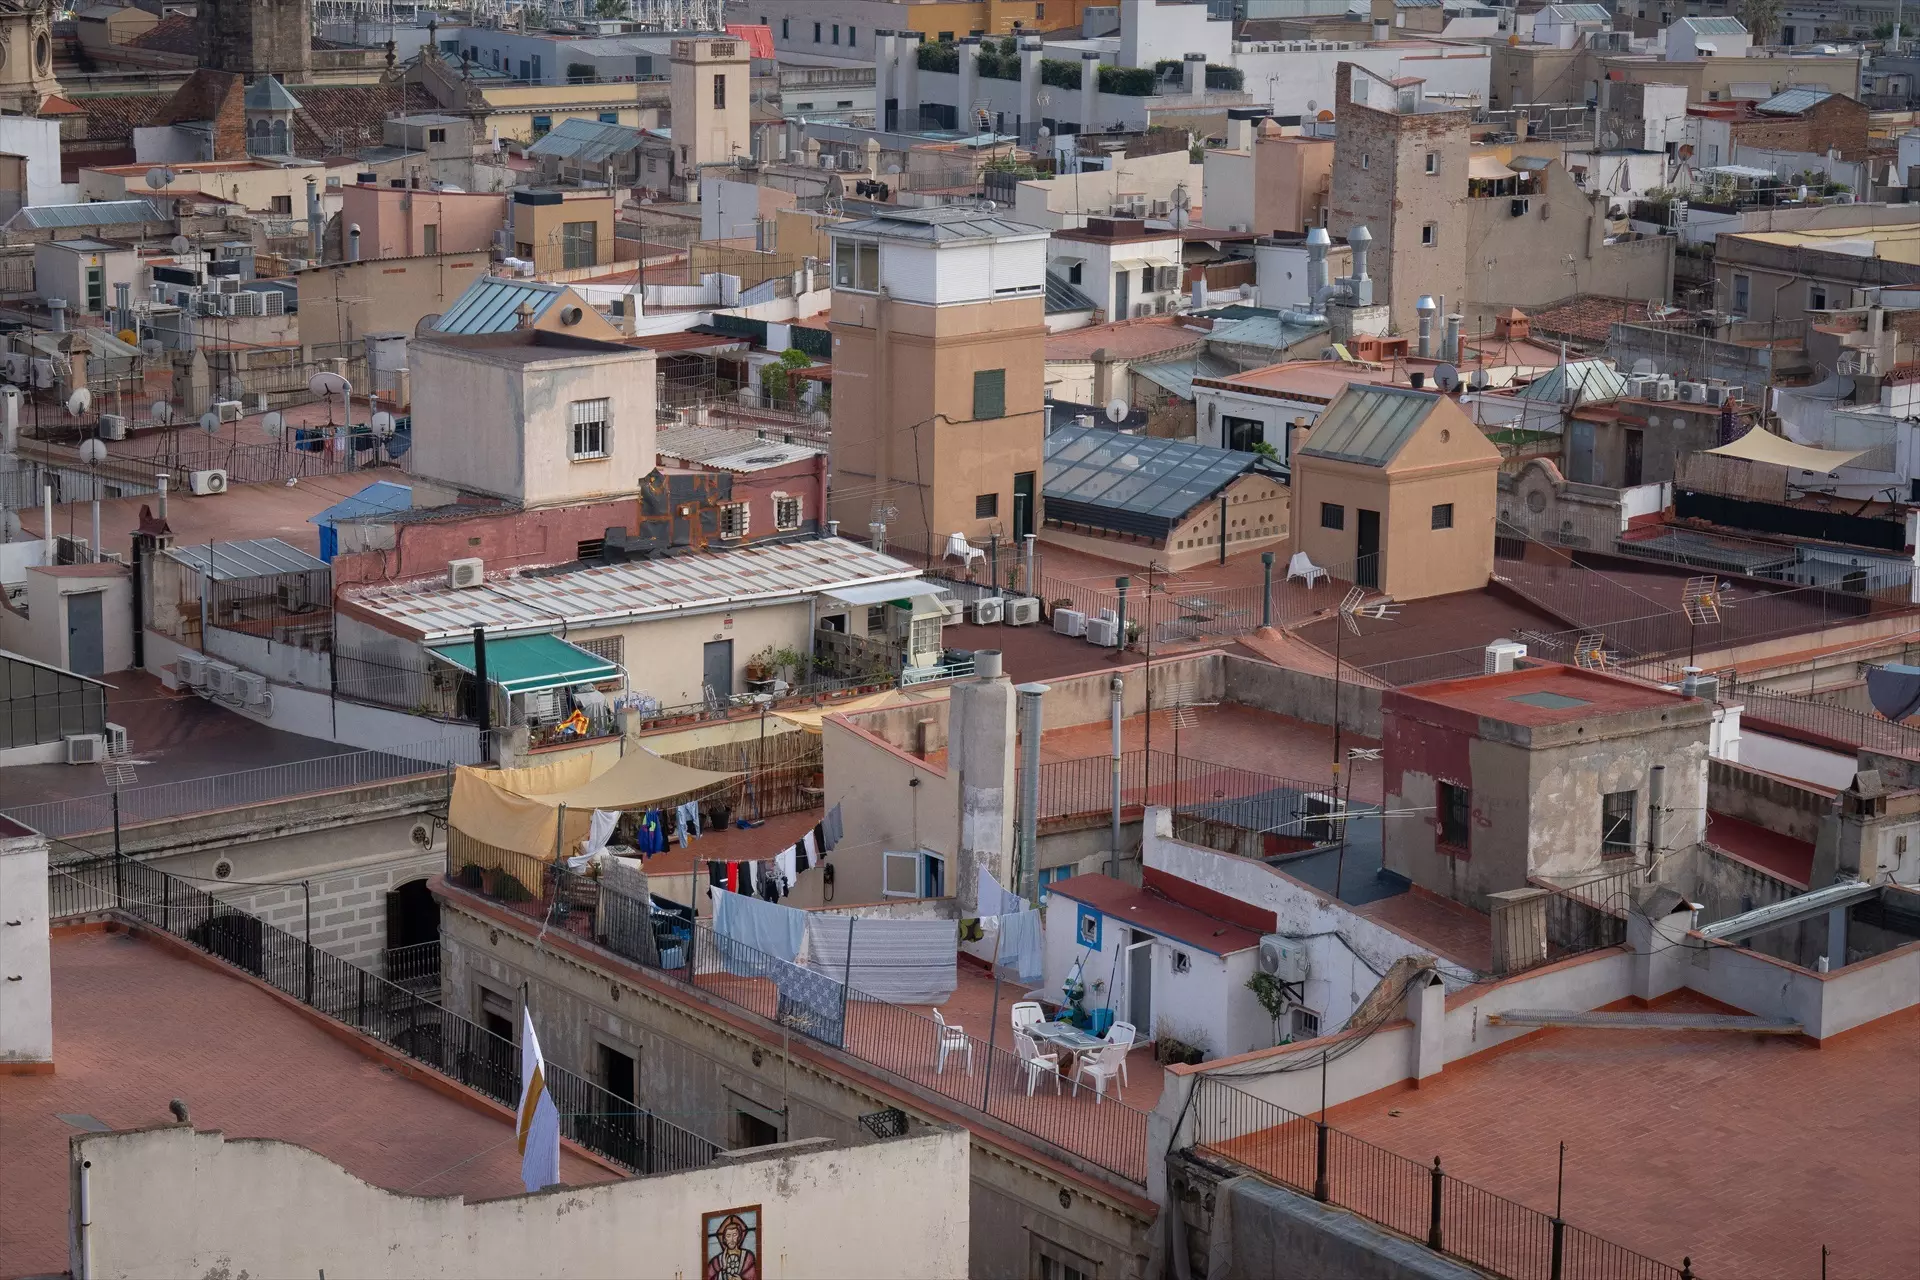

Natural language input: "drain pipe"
[1108,674,1123,878]
[1023,533,1036,595]
[1015,680,1048,902]
[42,483,53,562]
[1646,763,1665,877]
[472,625,492,763]
[1114,575,1129,651]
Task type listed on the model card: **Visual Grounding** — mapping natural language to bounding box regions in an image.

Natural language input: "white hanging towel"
[803,915,958,1005]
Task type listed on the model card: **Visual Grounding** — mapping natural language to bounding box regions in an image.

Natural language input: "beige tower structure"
[668,35,751,198]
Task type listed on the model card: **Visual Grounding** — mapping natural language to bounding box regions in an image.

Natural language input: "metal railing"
[1735,687,1920,756]
[2,740,471,839]
[382,939,442,996]
[1038,749,1328,834]
[1190,1077,1691,1280]
[445,837,1152,1185]
[48,853,720,1176]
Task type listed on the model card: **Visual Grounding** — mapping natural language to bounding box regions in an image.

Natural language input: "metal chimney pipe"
[1647,763,1666,872]
[48,299,66,333]
[113,281,131,333]
[1015,680,1048,902]
[472,625,493,764]
[1372,17,1388,39]
[1023,533,1036,593]
[156,473,168,521]
[1108,674,1124,878]
[42,483,53,561]
[1416,295,1438,358]
[1305,226,1331,303]
[348,224,362,261]
[974,649,1004,680]
[1,386,18,454]
[1347,224,1371,281]
[306,176,324,260]
[1443,313,1464,365]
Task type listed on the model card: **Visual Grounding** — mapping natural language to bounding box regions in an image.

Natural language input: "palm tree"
[1738,0,1782,45]
[592,0,628,18]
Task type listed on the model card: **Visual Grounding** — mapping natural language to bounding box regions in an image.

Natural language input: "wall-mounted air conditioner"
[969,597,1005,625]
[1005,597,1041,626]
[448,557,485,589]
[1054,608,1086,637]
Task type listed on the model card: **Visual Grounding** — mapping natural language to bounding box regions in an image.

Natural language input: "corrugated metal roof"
[655,426,822,469]
[434,276,568,334]
[1755,87,1833,116]
[1043,425,1282,535]
[830,206,1046,243]
[1207,313,1329,353]
[165,538,329,581]
[1131,351,1240,401]
[1677,15,1747,32]
[1541,3,1611,21]
[527,117,647,164]
[7,200,166,230]
[1513,359,1627,405]
[25,329,139,361]
[309,480,413,527]
[344,539,924,640]
[1296,385,1439,467]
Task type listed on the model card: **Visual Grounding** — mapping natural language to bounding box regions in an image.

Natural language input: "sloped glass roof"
[1044,425,1280,535]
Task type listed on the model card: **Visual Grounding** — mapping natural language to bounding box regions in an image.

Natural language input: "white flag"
[517,1005,561,1194]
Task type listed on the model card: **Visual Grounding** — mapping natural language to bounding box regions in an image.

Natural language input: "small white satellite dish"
[262,410,285,439]
[1433,363,1462,394]
[370,410,396,438]
[308,371,350,397]
[169,235,191,255]
[982,200,997,212]
[1468,369,1490,391]
[200,412,220,435]
[138,339,164,360]
[65,387,92,416]
[144,166,176,190]
[151,400,174,424]
[78,438,108,465]
[1105,398,1129,424]
[1632,357,1656,377]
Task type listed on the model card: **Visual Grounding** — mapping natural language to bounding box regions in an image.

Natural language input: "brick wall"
[1729,94,1869,161]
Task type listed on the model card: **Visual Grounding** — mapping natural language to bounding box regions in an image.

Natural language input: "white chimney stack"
[0,824,53,1068]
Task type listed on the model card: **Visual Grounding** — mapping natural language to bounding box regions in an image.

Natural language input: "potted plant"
[745,645,775,683]
[1247,972,1291,1046]
[1153,1030,1205,1066]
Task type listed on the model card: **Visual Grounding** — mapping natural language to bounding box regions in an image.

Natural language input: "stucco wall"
[0,829,51,1063]
[74,1124,969,1280]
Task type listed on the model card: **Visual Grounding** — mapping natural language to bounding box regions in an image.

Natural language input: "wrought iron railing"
[1190,1077,1692,1280]
[382,939,442,996]
[444,839,1152,1185]
[47,853,720,1175]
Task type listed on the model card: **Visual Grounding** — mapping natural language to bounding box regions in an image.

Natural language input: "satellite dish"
[1307,99,1318,112]
[1632,357,1657,376]
[117,328,138,346]
[370,410,396,438]
[139,340,164,360]
[308,371,350,397]
[1433,363,1462,394]
[169,235,191,255]
[1867,663,1920,722]
[65,388,92,415]
[1468,369,1490,391]
[144,166,176,190]
[78,438,108,465]
[982,200,997,212]
[220,377,245,400]
[1105,398,1129,424]
[200,412,220,435]
[262,410,285,439]
[151,400,174,424]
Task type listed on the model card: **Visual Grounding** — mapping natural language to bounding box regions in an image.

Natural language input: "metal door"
[66,590,104,676]
[1356,510,1381,590]
[1127,929,1152,1031]
[1013,471,1035,542]
[1624,429,1644,488]
[703,639,734,699]
[1114,269,1131,321]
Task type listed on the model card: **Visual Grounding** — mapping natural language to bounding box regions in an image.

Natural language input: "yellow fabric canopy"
[771,687,946,732]
[450,749,738,858]
[1468,154,1515,180]
[1706,427,1866,474]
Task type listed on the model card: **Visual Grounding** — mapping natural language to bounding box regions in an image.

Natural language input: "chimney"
[1348,224,1371,281]
[950,648,1015,914]
[1014,680,1048,901]
[1443,313,1463,365]
[515,301,536,329]
[0,385,17,454]
[156,472,169,521]
[306,176,324,260]
[1415,295,1438,358]
[1372,17,1389,39]
[0,824,53,1068]
[113,281,131,332]
[47,299,66,333]
[1305,226,1331,303]
[347,223,362,261]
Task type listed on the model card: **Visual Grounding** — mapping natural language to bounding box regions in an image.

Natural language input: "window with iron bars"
[575,635,624,667]
[773,493,803,530]
[570,399,610,460]
[719,502,750,538]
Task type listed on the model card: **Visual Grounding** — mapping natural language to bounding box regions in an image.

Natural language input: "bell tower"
[0,0,59,116]
[196,0,313,82]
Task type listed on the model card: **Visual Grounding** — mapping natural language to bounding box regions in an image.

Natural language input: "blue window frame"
[599,112,619,123]
[1075,903,1103,949]
[1038,866,1073,902]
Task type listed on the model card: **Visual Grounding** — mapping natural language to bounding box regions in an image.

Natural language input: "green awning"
[429,633,620,695]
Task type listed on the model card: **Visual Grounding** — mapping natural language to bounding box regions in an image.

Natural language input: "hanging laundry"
[803,915,958,1004]
[994,909,1044,985]
[801,829,820,867]
[822,804,845,851]
[757,861,781,903]
[640,809,668,855]
[712,888,807,965]
[775,844,798,894]
[675,800,702,847]
[976,866,1025,917]
[578,809,620,860]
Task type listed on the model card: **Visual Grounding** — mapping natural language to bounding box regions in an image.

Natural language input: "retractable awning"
[821,579,948,608]
[429,633,620,694]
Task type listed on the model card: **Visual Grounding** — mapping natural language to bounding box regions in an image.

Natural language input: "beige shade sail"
[771,687,947,732]
[1468,154,1515,180]
[451,749,738,858]
[1706,427,1866,473]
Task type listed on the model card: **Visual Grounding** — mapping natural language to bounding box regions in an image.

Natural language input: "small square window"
[813,20,821,40]
[1360,153,1369,169]
[1809,284,1827,310]
[1320,502,1344,530]
[975,492,999,519]
[1431,503,1453,530]
[1068,261,1083,284]
[1076,905,1102,947]
[1439,780,1470,850]
[713,73,726,108]
[428,127,447,143]
[719,502,750,539]
[1602,790,1636,858]
[569,398,610,460]
[1422,223,1437,247]
[1425,151,1439,174]
[773,493,803,530]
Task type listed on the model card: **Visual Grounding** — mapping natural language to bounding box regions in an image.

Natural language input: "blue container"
[1088,1007,1115,1037]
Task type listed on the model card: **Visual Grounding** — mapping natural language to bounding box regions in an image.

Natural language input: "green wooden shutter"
[973,368,1006,420]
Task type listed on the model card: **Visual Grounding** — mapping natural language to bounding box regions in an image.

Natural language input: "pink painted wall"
[339,184,510,260]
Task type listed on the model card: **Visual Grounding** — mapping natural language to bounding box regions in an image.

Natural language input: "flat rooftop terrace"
[1,927,613,1276]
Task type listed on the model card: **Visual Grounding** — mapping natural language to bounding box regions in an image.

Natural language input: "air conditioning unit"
[1484,639,1528,673]
[1257,934,1309,984]
[1624,375,1657,400]
[1053,607,1087,637]
[98,413,129,441]
[213,399,244,422]
[521,687,563,723]
[176,652,209,687]
[1702,384,1733,406]
[1005,596,1041,626]
[1677,381,1708,403]
[188,469,229,495]
[1510,197,1530,217]
[969,597,1005,625]
[2,352,26,382]
[939,597,964,624]
[204,660,237,697]
[233,670,269,703]
[228,290,263,317]
[1134,302,1153,318]
[448,557,485,589]
[65,733,106,765]
[276,581,307,611]
[103,722,129,756]
[1652,377,1678,401]
[263,291,286,316]
[1084,615,1118,645]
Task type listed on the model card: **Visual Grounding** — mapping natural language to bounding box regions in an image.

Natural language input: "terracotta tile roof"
[0,928,615,1276]
[69,90,171,143]
[122,10,196,55]
[1046,316,1208,363]
[292,82,440,158]
[1525,294,1650,348]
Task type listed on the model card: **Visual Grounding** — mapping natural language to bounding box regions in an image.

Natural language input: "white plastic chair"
[1015,1031,1060,1096]
[1105,1020,1138,1086]
[1011,1001,1045,1035]
[1287,551,1328,588]
[933,1008,972,1075]
[1071,1041,1128,1104]
[944,532,986,571]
